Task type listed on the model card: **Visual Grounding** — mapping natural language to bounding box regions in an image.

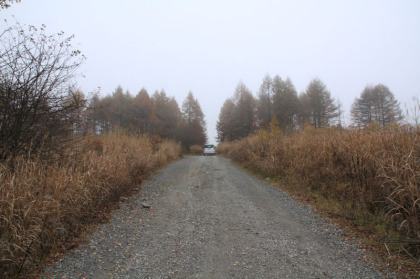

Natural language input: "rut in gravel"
[45,156,394,278]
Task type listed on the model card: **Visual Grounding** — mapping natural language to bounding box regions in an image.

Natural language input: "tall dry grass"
[0,133,181,277]
[189,145,204,155]
[218,125,420,261]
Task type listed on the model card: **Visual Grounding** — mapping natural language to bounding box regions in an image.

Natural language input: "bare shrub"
[0,21,86,161]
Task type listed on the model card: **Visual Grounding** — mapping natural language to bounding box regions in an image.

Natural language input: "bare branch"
[0,21,86,161]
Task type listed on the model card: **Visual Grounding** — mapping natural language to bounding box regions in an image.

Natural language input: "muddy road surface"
[46,156,393,278]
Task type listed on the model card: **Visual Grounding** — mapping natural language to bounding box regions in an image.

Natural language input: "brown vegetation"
[189,144,204,155]
[0,21,86,161]
[88,88,207,150]
[0,133,181,277]
[217,75,403,144]
[218,125,419,272]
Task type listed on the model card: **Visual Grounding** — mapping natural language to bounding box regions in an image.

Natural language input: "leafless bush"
[0,20,86,161]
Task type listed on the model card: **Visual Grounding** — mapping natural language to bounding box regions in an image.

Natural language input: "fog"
[3,0,419,142]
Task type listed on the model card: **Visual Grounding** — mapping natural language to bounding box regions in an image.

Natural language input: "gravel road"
[45,156,395,278]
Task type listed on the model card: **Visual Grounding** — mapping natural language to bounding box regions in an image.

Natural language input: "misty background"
[2,0,419,142]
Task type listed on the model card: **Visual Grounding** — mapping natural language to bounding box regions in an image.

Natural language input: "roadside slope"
[45,156,394,278]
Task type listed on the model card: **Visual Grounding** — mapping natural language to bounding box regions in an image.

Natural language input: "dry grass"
[218,125,420,270]
[0,133,182,278]
[189,145,204,155]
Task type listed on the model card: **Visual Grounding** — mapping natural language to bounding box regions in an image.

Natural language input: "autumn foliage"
[88,88,207,150]
[217,75,403,143]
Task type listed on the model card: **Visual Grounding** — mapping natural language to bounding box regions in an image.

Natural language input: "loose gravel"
[45,156,396,278]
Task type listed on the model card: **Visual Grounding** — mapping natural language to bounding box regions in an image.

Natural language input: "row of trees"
[217,75,403,142]
[1,21,207,161]
[87,87,207,149]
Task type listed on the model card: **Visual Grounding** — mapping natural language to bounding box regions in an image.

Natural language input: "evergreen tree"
[301,78,338,128]
[256,74,272,129]
[179,91,207,148]
[217,82,256,141]
[351,84,403,128]
[216,99,236,142]
[232,82,256,139]
[271,76,299,131]
[132,88,156,135]
[152,90,181,139]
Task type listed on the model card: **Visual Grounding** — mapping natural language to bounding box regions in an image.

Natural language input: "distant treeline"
[86,87,207,150]
[0,20,207,161]
[217,75,403,142]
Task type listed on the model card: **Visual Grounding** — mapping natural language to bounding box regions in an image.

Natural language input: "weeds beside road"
[46,156,393,278]
[218,125,420,276]
[0,133,181,278]
[2,126,418,277]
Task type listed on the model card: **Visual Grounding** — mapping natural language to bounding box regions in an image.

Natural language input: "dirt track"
[45,156,393,278]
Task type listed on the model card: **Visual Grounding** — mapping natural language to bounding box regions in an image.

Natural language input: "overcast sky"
[2,1,420,142]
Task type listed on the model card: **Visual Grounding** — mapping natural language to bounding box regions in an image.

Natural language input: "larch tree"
[179,91,207,149]
[152,90,181,139]
[87,86,185,139]
[86,93,105,134]
[216,99,236,142]
[86,86,131,134]
[110,86,132,129]
[232,82,256,139]
[297,92,311,128]
[256,74,272,129]
[351,84,403,128]
[132,88,157,135]
[271,76,299,131]
[301,78,338,128]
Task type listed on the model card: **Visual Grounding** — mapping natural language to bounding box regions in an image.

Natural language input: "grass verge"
[218,125,419,277]
[0,133,182,278]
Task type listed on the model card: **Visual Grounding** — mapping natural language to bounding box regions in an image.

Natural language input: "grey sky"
[2,1,420,142]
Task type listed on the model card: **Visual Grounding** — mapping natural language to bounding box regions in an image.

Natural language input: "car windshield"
[205,145,214,148]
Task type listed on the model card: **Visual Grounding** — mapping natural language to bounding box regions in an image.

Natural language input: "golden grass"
[189,145,204,155]
[218,125,420,266]
[0,133,182,277]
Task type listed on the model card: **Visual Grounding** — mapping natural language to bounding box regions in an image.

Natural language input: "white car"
[203,144,216,156]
